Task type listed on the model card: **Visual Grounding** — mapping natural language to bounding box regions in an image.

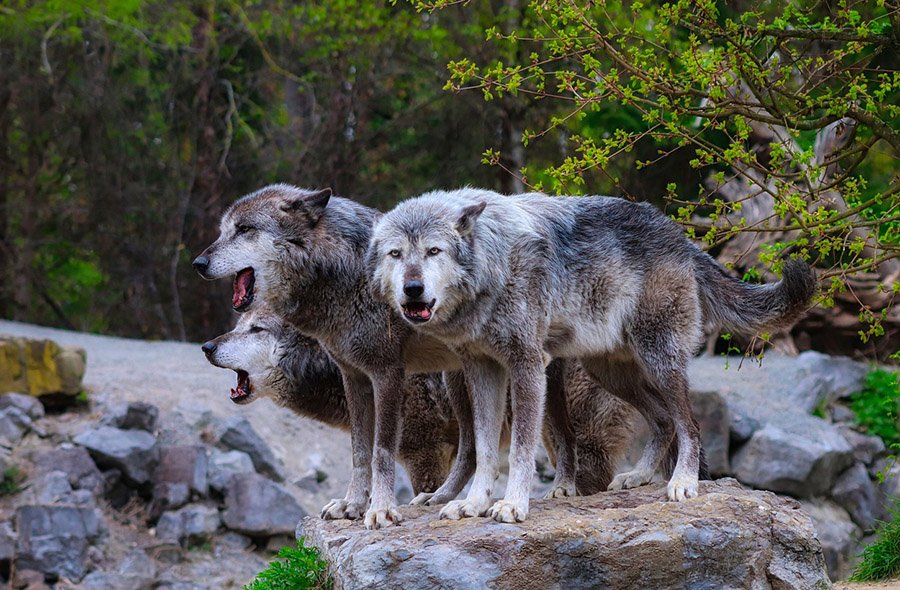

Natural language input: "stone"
[831,404,856,423]
[150,483,190,520]
[80,571,154,590]
[831,462,878,531]
[32,471,73,504]
[102,401,160,433]
[0,407,31,447]
[300,479,829,590]
[214,416,286,482]
[266,534,295,552]
[151,446,208,518]
[14,505,105,582]
[0,392,44,419]
[118,547,157,578]
[0,336,86,397]
[799,499,862,581]
[874,458,900,520]
[207,449,256,493]
[156,504,220,546]
[172,400,214,430]
[32,446,105,494]
[217,532,253,551]
[689,390,730,476]
[0,520,15,568]
[74,426,159,485]
[731,421,854,497]
[837,425,886,466]
[222,473,306,537]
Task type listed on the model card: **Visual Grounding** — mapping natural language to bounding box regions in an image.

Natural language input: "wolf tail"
[693,249,816,335]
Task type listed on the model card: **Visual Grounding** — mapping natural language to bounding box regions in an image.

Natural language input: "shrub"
[244,539,332,590]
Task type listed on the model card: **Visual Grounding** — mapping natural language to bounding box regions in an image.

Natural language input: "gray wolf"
[201,306,651,498]
[368,187,815,522]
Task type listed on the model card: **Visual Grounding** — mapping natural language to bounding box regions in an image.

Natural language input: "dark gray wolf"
[368,188,815,522]
[201,306,648,498]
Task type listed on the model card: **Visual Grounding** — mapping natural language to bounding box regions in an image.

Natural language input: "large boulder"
[831,462,878,531]
[799,499,862,581]
[731,421,854,497]
[15,505,105,582]
[299,479,830,590]
[222,473,305,537]
[0,336,86,398]
[214,416,286,482]
[74,426,159,485]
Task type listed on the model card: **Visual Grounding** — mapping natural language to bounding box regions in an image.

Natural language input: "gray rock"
[151,446,208,518]
[873,459,900,521]
[222,473,306,536]
[731,421,854,497]
[32,470,73,504]
[799,499,862,581]
[216,532,253,551]
[214,416,286,482]
[80,571,154,590]
[118,547,157,578]
[300,479,830,590]
[838,425,886,465]
[172,400,214,430]
[207,449,255,493]
[0,406,31,447]
[156,504,220,546]
[690,390,730,476]
[0,392,45,419]
[0,520,15,566]
[74,426,159,485]
[32,446,105,493]
[15,505,105,582]
[831,404,856,423]
[265,534,295,553]
[102,401,159,433]
[150,483,190,520]
[831,462,878,531]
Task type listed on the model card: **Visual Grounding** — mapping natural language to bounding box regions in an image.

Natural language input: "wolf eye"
[236,224,254,234]
[249,325,265,333]
[388,249,401,258]
[426,247,442,256]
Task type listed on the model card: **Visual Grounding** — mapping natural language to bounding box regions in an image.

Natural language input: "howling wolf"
[368,188,815,522]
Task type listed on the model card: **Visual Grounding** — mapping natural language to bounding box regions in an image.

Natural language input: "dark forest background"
[1,1,897,355]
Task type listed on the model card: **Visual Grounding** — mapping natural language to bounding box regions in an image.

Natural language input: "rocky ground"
[0,319,897,588]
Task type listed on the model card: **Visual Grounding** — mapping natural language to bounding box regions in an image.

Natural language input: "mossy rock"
[0,336,86,398]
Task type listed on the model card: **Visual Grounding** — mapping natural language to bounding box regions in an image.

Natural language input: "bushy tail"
[693,249,816,335]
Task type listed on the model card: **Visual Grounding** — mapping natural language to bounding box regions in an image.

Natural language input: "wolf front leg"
[364,367,406,529]
[489,352,546,523]
[412,370,476,506]
[321,369,373,520]
[440,358,507,520]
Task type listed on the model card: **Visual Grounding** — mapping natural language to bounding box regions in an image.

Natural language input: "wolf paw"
[410,492,433,506]
[488,499,528,523]
[364,504,403,530]
[666,474,699,502]
[543,482,577,499]
[439,498,488,520]
[607,469,654,491]
[320,498,365,520]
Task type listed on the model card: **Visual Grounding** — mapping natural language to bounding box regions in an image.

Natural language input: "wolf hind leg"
[580,356,674,491]
[542,359,578,499]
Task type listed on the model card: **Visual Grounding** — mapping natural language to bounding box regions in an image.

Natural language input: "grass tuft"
[851,502,900,582]
[850,369,900,448]
[244,538,332,590]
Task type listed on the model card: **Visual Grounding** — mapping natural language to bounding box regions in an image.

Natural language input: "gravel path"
[0,319,354,514]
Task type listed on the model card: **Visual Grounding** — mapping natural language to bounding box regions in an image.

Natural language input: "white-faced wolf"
[201,305,648,498]
[193,184,637,528]
[368,188,815,523]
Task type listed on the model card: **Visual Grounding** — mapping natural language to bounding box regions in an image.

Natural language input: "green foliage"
[0,466,24,496]
[851,500,900,582]
[850,369,900,448]
[244,539,332,590]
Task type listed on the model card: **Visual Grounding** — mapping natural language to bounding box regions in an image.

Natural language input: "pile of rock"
[0,337,85,405]
[0,396,305,588]
[684,351,891,580]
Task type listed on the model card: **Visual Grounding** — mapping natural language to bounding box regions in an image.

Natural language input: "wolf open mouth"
[232,268,255,311]
[230,369,252,403]
[402,299,435,323]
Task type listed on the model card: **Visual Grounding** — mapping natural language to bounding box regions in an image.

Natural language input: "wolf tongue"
[232,270,252,307]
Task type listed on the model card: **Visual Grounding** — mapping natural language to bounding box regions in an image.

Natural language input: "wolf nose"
[201,341,217,356]
[192,256,210,273]
[403,280,425,298]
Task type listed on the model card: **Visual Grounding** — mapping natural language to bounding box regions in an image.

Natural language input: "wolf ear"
[280,188,332,224]
[455,201,487,237]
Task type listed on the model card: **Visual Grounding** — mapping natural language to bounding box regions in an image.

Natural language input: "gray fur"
[370,188,815,522]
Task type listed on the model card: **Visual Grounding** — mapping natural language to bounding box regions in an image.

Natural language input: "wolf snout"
[201,340,217,356]
[192,255,210,277]
[403,280,425,299]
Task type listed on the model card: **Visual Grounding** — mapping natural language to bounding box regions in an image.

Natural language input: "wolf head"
[192,184,332,312]
[201,308,288,405]
[368,194,486,328]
